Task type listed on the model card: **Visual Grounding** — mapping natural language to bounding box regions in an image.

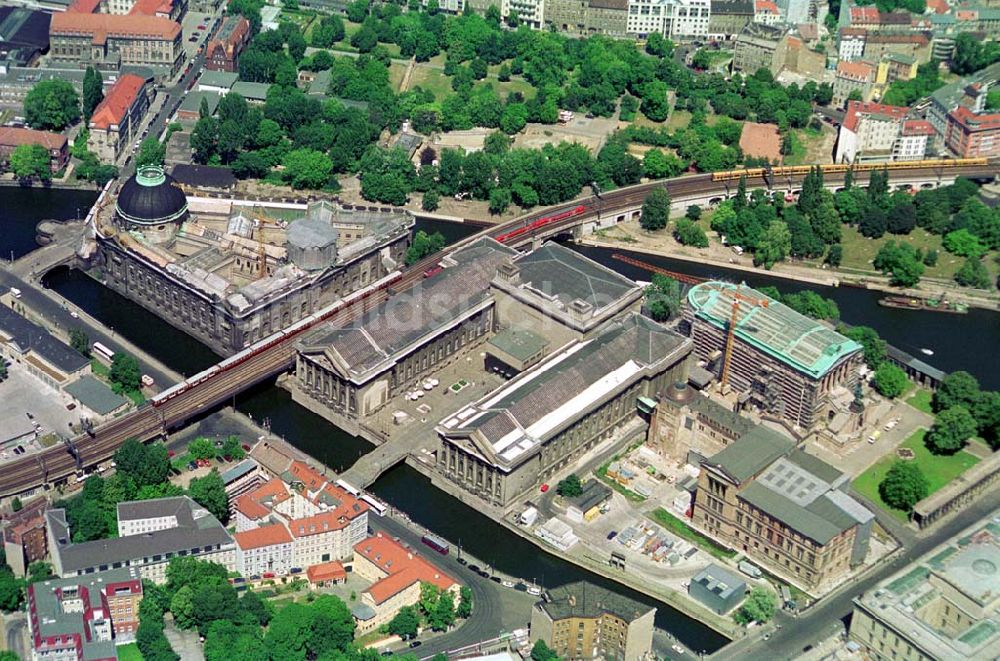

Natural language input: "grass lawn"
[665,110,692,131]
[852,429,981,521]
[494,76,535,99]
[906,388,934,415]
[648,508,737,560]
[90,358,109,378]
[118,643,143,661]
[388,61,408,92]
[407,66,453,100]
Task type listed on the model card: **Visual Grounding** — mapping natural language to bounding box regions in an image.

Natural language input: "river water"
[12,197,1000,653]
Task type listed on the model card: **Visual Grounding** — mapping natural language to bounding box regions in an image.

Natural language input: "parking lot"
[0,362,80,464]
[180,11,219,59]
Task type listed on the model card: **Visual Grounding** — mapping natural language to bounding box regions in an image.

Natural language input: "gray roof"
[703,427,795,483]
[0,306,89,374]
[49,496,233,575]
[488,327,549,362]
[170,163,236,189]
[222,459,258,484]
[886,344,945,382]
[539,581,654,623]
[64,376,129,415]
[179,90,221,115]
[692,564,746,600]
[197,70,238,89]
[741,483,852,545]
[287,217,340,249]
[300,238,516,382]
[231,81,272,101]
[567,480,612,513]
[28,567,142,661]
[508,243,641,315]
[711,0,754,13]
[661,388,755,439]
[117,496,195,523]
[930,61,1000,112]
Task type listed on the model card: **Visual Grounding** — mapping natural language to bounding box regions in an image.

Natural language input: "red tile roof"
[51,11,181,42]
[129,0,175,15]
[68,0,101,13]
[925,0,948,12]
[0,127,67,151]
[836,60,875,81]
[840,26,867,36]
[850,6,880,22]
[755,0,778,12]
[234,478,289,520]
[288,461,326,492]
[842,100,910,132]
[901,119,935,136]
[235,524,293,550]
[949,105,1000,132]
[290,510,350,537]
[307,561,346,583]
[355,534,456,605]
[89,74,145,130]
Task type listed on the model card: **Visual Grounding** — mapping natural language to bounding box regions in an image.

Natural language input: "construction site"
[88,165,414,355]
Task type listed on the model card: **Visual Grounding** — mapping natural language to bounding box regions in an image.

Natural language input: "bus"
[335,479,360,497]
[92,342,115,364]
[421,534,449,555]
[360,493,388,516]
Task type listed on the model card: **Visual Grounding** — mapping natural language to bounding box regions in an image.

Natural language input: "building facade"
[27,568,143,661]
[437,314,692,510]
[946,105,1000,158]
[834,100,909,163]
[850,513,1000,660]
[235,524,295,576]
[48,12,183,77]
[87,73,149,163]
[709,0,753,36]
[682,282,863,432]
[732,22,786,74]
[529,581,656,661]
[545,0,629,36]
[205,15,250,72]
[832,60,876,108]
[692,430,874,591]
[0,127,69,173]
[2,498,50,577]
[627,0,711,38]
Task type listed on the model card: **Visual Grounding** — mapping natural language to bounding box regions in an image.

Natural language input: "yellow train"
[710,158,991,182]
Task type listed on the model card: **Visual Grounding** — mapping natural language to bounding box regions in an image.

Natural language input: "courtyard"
[0,362,79,464]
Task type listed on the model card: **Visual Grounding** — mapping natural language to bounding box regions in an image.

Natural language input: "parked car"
[606,531,618,540]
[540,483,549,493]
[408,641,422,649]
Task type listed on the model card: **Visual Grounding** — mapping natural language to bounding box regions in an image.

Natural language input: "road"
[715,488,1000,660]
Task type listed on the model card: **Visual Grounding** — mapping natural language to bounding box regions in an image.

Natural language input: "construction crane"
[719,289,769,390]
[251,209,286,280]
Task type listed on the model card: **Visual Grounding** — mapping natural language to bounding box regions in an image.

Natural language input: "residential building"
[529,581,656,661]
[0,66,89,109]
[2,497,50,577]
[627,0,712,39]
[863,32,931,63]
[48,11,183,77]
[352,533,458,633]
[0,306,90,391]
[692,430,875,591]
[850,513,1000,660]
[834,100,909,163]
[838,26,866,61]
[688,564,747,614]
[221,458,266,513]
[928,62,1000,144]
[47,496,235,583]
[732,22,786,74]
[946,104,1000,158]
[235,524,294,576]
[776,0,813,24]
[781,33,826,77]
[708,0,754,37]
[117,498,191,537]
[876,51,918,85]
[832,59,876,108]
[681,281,863,431]
[0,127,69,173]
[544,0,629,37]
[504,0,545,28]
[205,15,250,72]
[307,560,347,588]
[437,313,692,510]
[196,69,238,93]
[27,568,143,661]
[754,0,780,24]
[894,119,933,160]
[87,73,149,163]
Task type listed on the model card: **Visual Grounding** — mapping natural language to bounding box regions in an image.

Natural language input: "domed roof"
[115,166,188,226]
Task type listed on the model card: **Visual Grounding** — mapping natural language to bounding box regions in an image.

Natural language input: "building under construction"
[681,281,863,432]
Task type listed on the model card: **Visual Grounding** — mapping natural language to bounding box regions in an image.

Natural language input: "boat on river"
[878,294,968,314]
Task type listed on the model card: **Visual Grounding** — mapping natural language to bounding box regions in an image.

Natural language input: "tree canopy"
[24,80,80,131]
[879,460,928,512]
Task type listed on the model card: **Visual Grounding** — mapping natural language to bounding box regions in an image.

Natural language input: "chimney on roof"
[407,552,413,560]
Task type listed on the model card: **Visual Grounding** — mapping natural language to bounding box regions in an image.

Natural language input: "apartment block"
[205,15,250,72]
[692,431,874,591]
[732,22,786,74]
[709,0,754,36]
[2,498,50,577]
[627,0,711,38]
[234,524,294,576]
[832,60,876,108]
[834,100,909,163]
[87,73,150,163]
[530,581,656,661]
[49,11,183,77]
[0,127,69,173]
[27,568,143,661]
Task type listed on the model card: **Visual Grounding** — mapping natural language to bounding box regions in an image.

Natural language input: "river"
[0,188,98,262]
[12,198,999,654]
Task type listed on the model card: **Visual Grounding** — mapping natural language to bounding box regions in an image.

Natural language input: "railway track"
[1,161,993,497]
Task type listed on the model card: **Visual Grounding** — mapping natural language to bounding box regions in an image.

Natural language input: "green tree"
[943,229,986,258]
[926,406,977,455]
[873,363,908,399]
[734,587,776,625]
[10,497,22,513]
[879,460,928,512]
[82,66,104,121]
[240,589,273,627]
[457,585,473,618]
[109,352,141,394]
[264,602,311,660]
[190,116,219,164]
[556,474,582,497]
[644,274,681,322]
[137,137,166,167]
[934,371,980,412]
[419,581,440,616]
[686,205,702,221]
[221,436,245,461]
[840,325,886,369]
[70,328,90,357]
[429,590,456,631]
[170,585,196,629]
[954,257,991,289]
[642,149,684,179]
[306,594,355,656]
[24,80,81,131]
[531,640,560,661]
[189,437,216,461]
[825,244,843,267]
[188,471,229,524]
[674,219,709,248]
[387,604,420,639]
[10,144,52,181]
[754,220,791,269]
[0,570,25,612]
[640,188,671,231]
[422,190,440,212]
[114,439,170,488]
[282,148,333,189]
[873,241,924,287]
[27,561,53,584]
[405,230,446,265]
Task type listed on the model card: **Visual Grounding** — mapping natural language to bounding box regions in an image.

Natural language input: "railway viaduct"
[2,161,994,498]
